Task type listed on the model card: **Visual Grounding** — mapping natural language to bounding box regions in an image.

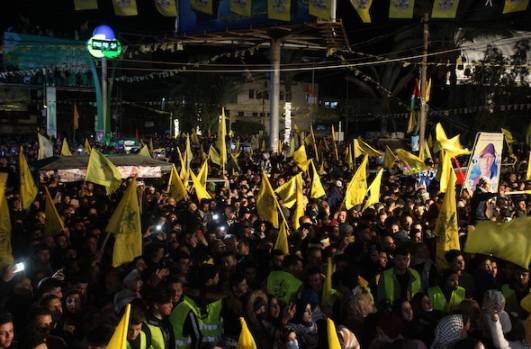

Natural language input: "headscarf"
[430,314,466,349]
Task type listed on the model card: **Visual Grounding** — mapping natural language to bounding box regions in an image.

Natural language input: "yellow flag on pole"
[331,125,338,161]
[44,187,64,236]
[274,220,290,256]
[106,177,142,268]
[435,123,470,158]
[85,149,122,194]
[327,318,342,349]
[345,155,368,210]
[112,0,138,16]
[527,152,531,181]
[395,149,430,175]
[353,139,362,159]
[208,145,222,166]
[167,164,187,203]
[433,156,459,271]
[293,146,311,172]
[38,134,54,160]
[0,173,13,268]
[186,136,193,166]
[237,317,257,349]
[61,138,72,156]
[84,139,92,155]
[138,145,151,158]
[191,129,200,145]
[275,174,299,209]
[407,111,417,134]
[501,128,515,155]
[190,169,211,203]
[107,304,131,349]
[358,137,382,158]
[292,174,304,230]
[464,216,531,269]
[383,146,396,170]
[362,169,383,212]
[198,161,208,187]
[310,160,326,199]
[19,147,38,211]
[218,108,228,165]
[322,257,333,307]
[256,172,279,228]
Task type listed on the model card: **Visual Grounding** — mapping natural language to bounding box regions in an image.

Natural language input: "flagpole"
[419,13,430,156]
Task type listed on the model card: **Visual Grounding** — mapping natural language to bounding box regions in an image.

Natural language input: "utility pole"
[419,13,430,153]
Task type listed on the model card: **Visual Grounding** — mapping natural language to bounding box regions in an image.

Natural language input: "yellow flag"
[230,0,251,16]
[327,318,342,349]
[389,0,414,18]
[501,127,515,155]
[218,108,227,165]
[256,172,279,228]
[433,158,459,271]
[425,78,432,103]
[362,169,383,212]
[19,147,38,211]
[251,135,259,151]
[353,139,362,159]
[274,220,290,256]
[358,137,382,158]
[438,151,453,193]
[268,0,290,21]
[191,129,200,145]
[464,216,531,269]
[310,161,326,199]
[331,125,339,161]
[395,149,430,175]
[108,304,131,349]
[318,160,325,175]
[106,178,142,267]
[274,175,298,209]
[44,187,64,236]
[74,0,98,10]
[322,257,333,307]
[233,139,241,157]
[186,136,193,166]
[310,0,331,19]
[293,146,311,172]
[345,155,368,210]
[149,138,155,155]
[73,103,80,130]
[261,140,267,152]
[38,134,54,160]
[503,0,529,13]
[228,153,241,172]
[0,173,13,268]
[190,169,211,203]
[138,145,151,158]
[112,0,138,16]
[345,144,353,167]
[407,111,417,134]
[192,0,213,14]
[167,164,188,203]
[198,161,208,187]
[278,140,283,153]
[237,317,257,349]
[351,0,373,23]
[292,174,304,230]
[85,149,122,194]
[155,0,177,16]
[383,145,396,170]
[427,132,433,148]
[435,123,470,158]
[208,145,222,166]
[61,138,72,156]
[527,152,531,181]
[432,0,460,18]
[84,139,92,155]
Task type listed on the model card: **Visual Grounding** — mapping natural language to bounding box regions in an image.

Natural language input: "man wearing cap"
[470,143,498,189]
[114,269,143,313]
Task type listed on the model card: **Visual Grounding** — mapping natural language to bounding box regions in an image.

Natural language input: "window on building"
[280,92,284,100]
[256,91,262,100]
[226,110,231,117]
[264,92,269,100]
[228,95,237,103]
[249,90,255,99]
[238,111,244,117]
[330,102,338,109]
[260,112,265,117]
[252,112,258,117]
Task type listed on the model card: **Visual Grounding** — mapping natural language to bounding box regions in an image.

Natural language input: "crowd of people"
[0,132,530,349]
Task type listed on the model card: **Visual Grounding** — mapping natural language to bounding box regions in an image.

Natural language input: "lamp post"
[86,25,122,141]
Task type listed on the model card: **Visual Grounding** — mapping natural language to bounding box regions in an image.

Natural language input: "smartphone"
[13,262,25,273]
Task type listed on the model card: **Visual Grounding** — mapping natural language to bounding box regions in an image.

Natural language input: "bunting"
[503,0,529,13]
[74,0,98,10]
[431,0,460,18]
[351,0,373,23]
[389,0,414,18]
[155,0,177,16]
[192,0,214,14]
[230,0,251,16]
[310,0,331,19]
[268,0,291,21]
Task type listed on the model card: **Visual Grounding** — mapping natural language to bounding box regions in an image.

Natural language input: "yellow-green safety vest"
[383,268,422,304]
[427,286,465,314]
[126,331,151,349]
[146,323,165,349]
